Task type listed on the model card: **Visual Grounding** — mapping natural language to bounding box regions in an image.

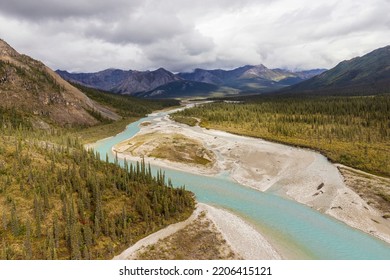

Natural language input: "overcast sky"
[0,0,389,72]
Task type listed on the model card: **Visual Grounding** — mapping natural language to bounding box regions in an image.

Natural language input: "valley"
[1,37,390,260]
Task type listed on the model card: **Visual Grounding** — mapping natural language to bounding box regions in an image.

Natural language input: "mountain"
[177,65,280,84]
[178,65,326,93]
[177,68,225,85]
[57,67,181,94]
[283,46,390,95]
[0,39,119,126]
[135,80,219,99]
[177,65,253,85]
[113,68,181,94]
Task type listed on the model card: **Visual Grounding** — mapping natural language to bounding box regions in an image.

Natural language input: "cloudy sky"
[0,0,389,73]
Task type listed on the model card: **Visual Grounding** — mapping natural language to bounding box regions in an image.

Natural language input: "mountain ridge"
[0,39,119,126]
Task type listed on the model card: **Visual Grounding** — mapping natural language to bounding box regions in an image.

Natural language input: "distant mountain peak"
[241,64,269,76]
[155,67,168,72]
[252,64,267,69]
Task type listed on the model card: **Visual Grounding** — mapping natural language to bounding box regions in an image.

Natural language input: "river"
[91,108,390,260]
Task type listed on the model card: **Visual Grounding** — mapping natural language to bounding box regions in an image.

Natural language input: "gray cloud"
[84,13,188,45]
[0,0,388,72]
[0,0,134,20]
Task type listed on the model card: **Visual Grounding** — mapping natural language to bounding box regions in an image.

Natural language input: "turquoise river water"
[92,111,390,259]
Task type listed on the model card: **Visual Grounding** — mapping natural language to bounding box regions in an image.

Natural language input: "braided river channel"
[92,109,390,259]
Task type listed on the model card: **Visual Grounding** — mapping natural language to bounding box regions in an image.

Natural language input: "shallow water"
[92,111,390,259]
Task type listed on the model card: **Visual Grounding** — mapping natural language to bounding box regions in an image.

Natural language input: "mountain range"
[0,39,119,126]
[57,45,390,98]
[56,64,326,98]
[178,65,324,86]
[175,65,326,96]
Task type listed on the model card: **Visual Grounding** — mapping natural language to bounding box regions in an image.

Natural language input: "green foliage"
[70,117,139,144]
[0,107,195,259]
[169,115,198,127]
[0,107,32,130]
[172,95,390,176]
[84,108,112,124]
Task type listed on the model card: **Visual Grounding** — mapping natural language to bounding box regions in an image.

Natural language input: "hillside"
[0,39,119,126]
[283,46,390,95]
